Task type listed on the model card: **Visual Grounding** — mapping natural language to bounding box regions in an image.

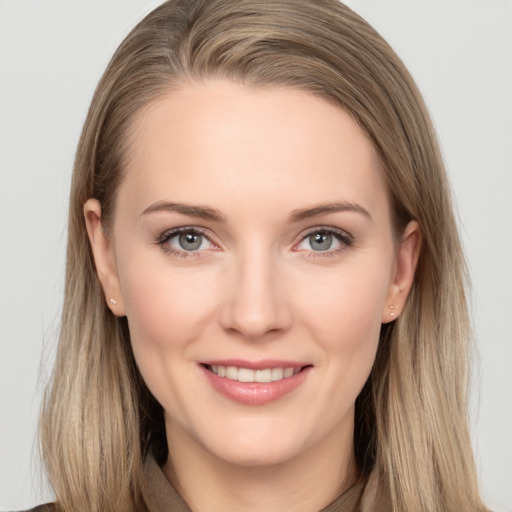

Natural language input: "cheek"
[297,258,391,344]
[117,258,221,415]
[116,251,217,366]
[294,254,393,404]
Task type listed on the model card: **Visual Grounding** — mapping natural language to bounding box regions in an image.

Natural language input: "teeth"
[238,368,255,382]
[271,367,284,381]
[255,369,272,383]
[209,365,300,383]
[226,366,238,380]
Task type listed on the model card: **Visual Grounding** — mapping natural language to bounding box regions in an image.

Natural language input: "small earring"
[389,305,398,317]
[109,298,117,305]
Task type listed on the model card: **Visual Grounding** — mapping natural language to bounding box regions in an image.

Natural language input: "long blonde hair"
[40,1,486,510]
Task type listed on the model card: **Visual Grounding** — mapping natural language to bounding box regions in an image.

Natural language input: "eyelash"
[155,226,216,259]
[155,226,353,259]
[294,226,353,259]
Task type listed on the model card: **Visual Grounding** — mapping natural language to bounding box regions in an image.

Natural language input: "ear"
[382,220,422,323]
[84,199,126,316]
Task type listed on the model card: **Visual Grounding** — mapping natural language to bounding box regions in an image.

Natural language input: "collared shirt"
[21,456,392,512]
[141,455,392,512]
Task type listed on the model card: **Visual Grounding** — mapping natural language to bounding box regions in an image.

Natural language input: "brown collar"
[142,456,391,512]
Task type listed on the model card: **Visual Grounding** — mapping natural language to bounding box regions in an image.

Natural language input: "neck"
[162,418,359,512]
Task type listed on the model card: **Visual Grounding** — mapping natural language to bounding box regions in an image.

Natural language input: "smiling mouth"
[203,364,310,383]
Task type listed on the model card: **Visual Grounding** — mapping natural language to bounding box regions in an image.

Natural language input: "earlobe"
[382,220,422,323]
[84,199,126,316]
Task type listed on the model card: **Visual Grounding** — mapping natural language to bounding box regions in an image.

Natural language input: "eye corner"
[155,225,220,259]
[292,226,353,257]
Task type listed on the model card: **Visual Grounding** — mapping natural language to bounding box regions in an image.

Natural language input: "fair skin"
[85,81,420,512]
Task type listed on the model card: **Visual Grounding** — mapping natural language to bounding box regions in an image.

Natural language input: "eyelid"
[155,225,220,257]
[292,226,353,254]
[155,224,353,258]
[295,225,353,244]
[156,225,211,244]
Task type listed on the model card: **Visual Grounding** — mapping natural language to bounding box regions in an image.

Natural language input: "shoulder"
[14,504,56,512]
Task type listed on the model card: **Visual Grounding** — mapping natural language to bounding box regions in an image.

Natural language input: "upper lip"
[200,359,311,371]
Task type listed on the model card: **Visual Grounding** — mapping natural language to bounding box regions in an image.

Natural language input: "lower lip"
[201,365,311,406]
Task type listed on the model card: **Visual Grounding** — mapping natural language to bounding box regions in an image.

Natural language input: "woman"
[30,0,487,510]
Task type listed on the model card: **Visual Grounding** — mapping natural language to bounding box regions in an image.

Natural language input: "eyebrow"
[140,200,371,223]
[140,201,225,222]
[288,201,372,222]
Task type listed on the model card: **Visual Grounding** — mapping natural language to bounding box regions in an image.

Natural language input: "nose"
[219,248,292,341]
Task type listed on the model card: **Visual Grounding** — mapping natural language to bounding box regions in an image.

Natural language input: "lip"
[202,359,307,370]
[199,360,312,406]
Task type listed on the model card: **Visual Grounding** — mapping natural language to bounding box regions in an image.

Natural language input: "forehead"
[119,80,388,219]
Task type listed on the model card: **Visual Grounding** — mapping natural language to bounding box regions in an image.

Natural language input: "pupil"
[310,232,332,251]
[179,232,202,251]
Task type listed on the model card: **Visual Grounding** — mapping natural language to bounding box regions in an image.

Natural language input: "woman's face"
[86,81,419,468]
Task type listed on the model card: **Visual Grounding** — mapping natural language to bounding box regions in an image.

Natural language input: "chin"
[201,427,308,468]
[215,445,297,468]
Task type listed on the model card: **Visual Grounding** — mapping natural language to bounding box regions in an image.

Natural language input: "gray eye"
[309,232,333,251]
[179,232,203,251]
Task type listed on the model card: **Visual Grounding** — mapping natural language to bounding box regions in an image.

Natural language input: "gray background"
[1,1,511,510]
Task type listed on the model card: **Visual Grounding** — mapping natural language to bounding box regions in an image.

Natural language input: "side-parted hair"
[40,1,487,511]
